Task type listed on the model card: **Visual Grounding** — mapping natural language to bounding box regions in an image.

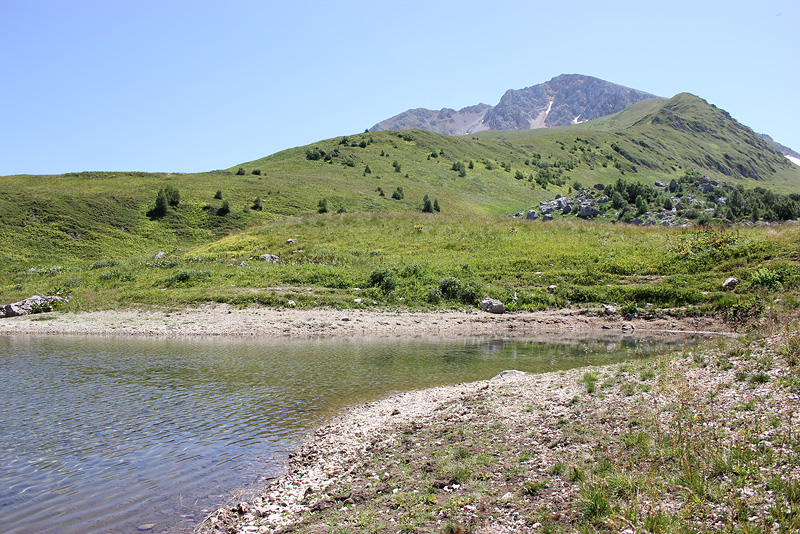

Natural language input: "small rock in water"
[137,525,156,532]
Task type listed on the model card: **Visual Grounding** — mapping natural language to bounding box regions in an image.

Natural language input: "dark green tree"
[318,198,329,213]
[391,186,404,200]
[164,185,180,207]
[214,190,223,200]
[252,197,263,211]
[611,191,626,209]
[422,194,433,213]
[635,195,647,216]
[434,198,441,212]
[152,189,168,218]
[218,199,230,216]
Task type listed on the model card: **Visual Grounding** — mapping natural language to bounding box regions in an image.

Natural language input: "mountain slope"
[369,74,658,135]
[2,93,800,271]
[482,74,658,130]
[368,104,491,136]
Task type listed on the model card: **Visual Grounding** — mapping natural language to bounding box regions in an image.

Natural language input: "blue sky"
[1,0,798,175]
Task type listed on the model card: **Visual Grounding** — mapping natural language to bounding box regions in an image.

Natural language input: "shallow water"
[0,332,709,533]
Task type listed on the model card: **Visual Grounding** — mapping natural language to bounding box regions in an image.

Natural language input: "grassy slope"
[2,212,798,319]
[2,93,800,313]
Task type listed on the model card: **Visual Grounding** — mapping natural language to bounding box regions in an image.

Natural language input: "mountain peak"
[370,74,658,136]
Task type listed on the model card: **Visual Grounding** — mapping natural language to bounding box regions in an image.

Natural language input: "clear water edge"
[0,332,714,534]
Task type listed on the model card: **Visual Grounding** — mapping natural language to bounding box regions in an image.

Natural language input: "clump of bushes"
[368,267,397,293]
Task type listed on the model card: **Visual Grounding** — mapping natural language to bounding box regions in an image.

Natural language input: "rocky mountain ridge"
[370,74,658,135]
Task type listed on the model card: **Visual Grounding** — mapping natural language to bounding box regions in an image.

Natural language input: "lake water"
[0,332,709,533]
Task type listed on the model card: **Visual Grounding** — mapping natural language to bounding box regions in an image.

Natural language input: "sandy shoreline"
[0,304,730,339]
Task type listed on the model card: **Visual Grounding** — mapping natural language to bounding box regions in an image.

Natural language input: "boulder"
[602,304,616,315]
[654,181,666,188]
[525,209,539,220]
[578,204,601,219]
[3,295,68,318]
[669,179,679,192]
[593,183,605,191]
[492,369,525,380]
[259,254,281,264]
[479,298,505,314]
[542,214,553,221]
[722,277,739,289]
[154,251,167,260]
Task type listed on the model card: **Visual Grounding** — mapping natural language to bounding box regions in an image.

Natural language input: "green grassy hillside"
[2,92,800,314]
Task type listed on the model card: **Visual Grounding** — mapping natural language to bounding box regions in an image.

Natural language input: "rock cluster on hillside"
[515,175,800,227]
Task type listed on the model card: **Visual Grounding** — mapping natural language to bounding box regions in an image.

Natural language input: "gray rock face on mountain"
[483,74,657,130]
[370,74,657,135]
[369,103,493,136]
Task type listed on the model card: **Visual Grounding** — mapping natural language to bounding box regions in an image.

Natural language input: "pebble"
[136,525,155,532]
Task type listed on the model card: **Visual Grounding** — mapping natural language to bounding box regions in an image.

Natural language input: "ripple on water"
[0,332,708,533]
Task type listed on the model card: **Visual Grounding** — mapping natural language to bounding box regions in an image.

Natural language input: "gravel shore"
[201,324,800,533]
[0,305,728,339]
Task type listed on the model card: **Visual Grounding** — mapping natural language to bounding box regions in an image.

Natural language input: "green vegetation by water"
[3,211,798,319]
[1,92,800,317]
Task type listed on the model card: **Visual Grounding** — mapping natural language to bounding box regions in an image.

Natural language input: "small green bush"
[459,280,483,304]
[439,277,460,299]
[369,267,397,293]
[750,267,783,291]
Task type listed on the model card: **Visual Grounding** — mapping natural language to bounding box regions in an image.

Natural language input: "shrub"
[152,189,168,218]
[252,197,263,211]
[318,198,329,213]
[391,187,404,200]
[217,200,230,216]
[368,267,397,293]
[439,277,460,299]
[251,169,261,175]
[164,185,180,206]
[423,194,433,213]
[162,270,210,288]
[214,190,223,200]
[750,267,783,291]
[459,280,483,304]
[364,165,372,174]
[305,147,325,161]
[427,287,443,304]
[434,199,440,212]
[236,167,245,175]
